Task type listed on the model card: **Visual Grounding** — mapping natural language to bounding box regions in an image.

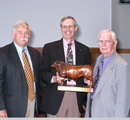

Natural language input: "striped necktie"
[22,49,35,101]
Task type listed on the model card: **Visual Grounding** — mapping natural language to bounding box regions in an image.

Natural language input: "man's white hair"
[12,21,31,34]
[98,29,117,41]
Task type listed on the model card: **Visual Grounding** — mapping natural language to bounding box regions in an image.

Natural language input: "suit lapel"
[27,46,37,82]
[56,39,65,62]
[9,43,25,77]
[28,47,36,70]
[93,52,118,98]
[75,41,83,65]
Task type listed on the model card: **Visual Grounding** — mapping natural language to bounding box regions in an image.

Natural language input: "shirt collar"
[13,41,28,53]
[63,38,75,48]
[102,51,115,65]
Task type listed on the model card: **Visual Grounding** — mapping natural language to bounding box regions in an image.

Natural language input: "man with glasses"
[40,16,90,117]
[85,29,130,117]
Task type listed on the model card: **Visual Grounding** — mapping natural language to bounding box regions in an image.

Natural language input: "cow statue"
[51,60,93,87]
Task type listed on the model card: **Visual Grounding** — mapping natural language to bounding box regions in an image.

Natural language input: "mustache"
[20,38,28,41]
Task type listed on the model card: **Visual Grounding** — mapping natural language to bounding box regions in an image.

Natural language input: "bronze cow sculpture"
[51,60,93,87]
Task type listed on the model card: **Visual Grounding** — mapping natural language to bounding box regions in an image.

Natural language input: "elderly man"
[85,29,130,117]
[40,16,90,117]
[0,21,41,117]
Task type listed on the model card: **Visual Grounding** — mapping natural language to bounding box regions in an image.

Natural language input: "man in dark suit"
[0,21,41,117]
[40,16,90,117]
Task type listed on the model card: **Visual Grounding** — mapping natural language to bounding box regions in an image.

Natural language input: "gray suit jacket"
[85,51,130,117]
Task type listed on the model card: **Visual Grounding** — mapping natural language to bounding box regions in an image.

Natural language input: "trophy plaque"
[51,60,93,92]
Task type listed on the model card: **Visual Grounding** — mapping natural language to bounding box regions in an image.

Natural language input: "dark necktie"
[91,58,104,99]
[22,49,35,101]
[66,43,73,65]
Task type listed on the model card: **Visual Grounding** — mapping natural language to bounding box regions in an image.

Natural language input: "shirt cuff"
[66,80,76,85]
[51,76,55,83]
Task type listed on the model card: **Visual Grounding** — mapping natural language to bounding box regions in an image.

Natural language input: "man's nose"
[66,26,70,30]
[22,33,26,38]
[102,41,106,46]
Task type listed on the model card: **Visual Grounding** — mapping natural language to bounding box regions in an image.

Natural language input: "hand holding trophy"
[53,72,68,85]
[51,60,94,92]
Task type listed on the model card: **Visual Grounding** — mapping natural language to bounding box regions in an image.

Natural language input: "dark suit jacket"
[0,42,41,117]
[40,39,90,115]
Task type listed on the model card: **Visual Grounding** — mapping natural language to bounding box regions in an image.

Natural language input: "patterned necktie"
[64,43,73,83]
[22,49,35,101]
[66,43,73,65]
[91,58,104,99]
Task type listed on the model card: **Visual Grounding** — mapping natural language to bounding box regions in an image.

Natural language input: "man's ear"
[75,25,78,32]
[11,32,15,38]
[60,26,62,31]
[114,40,118,48]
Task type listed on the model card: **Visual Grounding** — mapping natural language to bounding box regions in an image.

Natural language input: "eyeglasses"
[62,25,75,29]
[98,40,113,45]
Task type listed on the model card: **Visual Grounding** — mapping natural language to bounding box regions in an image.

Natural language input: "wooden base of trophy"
[58,85,93,92]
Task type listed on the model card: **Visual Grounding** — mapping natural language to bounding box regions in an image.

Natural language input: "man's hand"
[0,110,7,118]
[84,78,91,86]
[53,72,68,85]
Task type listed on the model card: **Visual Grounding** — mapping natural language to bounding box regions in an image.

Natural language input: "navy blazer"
[40,39,90,115]
[0,42,41,117]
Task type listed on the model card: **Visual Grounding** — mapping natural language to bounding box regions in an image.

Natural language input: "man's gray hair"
[12,21,31,34]
[98,29,117,41]
[60,16,77,27]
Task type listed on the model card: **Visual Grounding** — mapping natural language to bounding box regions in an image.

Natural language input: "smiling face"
[12,26,30,48]
[98,31,117,58]
[60,18,78,43]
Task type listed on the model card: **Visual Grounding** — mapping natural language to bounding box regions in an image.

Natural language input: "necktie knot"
[101,58,104,65]
[98,58,104,76]
[22,49,25,52]
[68,43,72,48]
